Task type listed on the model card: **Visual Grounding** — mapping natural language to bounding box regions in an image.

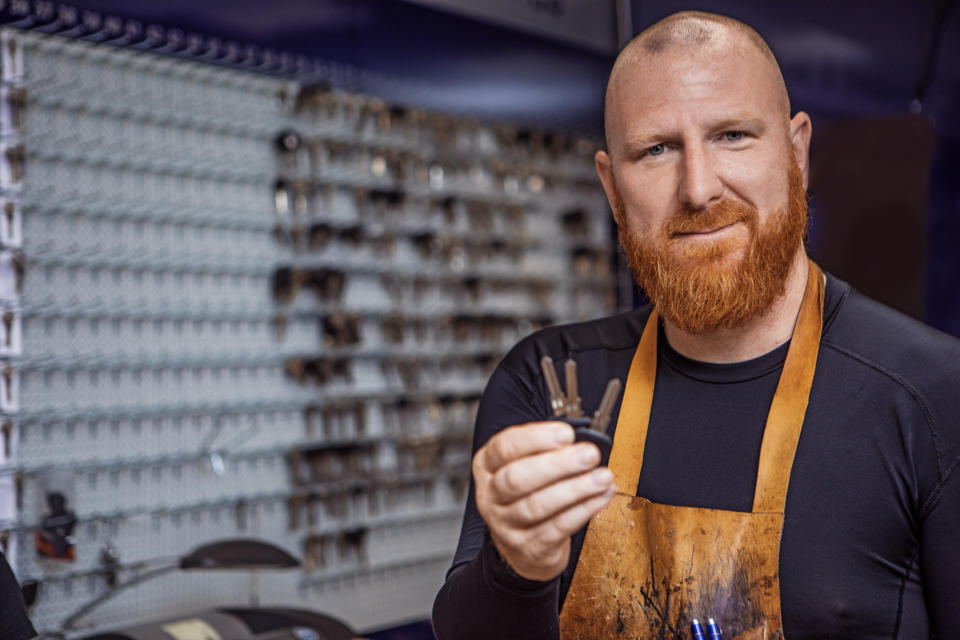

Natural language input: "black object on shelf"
[78,606,355,640]
[35,492,77,561]
[59,539,302,635]
[179,539,300,570]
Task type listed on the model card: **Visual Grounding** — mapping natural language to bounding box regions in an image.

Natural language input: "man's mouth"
[672,220,741,238]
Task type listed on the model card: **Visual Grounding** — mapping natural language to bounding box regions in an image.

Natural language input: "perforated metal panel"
[0,26,614,636]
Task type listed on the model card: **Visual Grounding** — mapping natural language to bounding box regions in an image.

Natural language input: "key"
[320,407,335,439]
[370,229,397,256]
[571,247,599,276]
[338,527,368,564]
[350,485,367,516]
[293,81,332,114]
[306,493,320,527]
[339,224,364,246]
[380,482,396,510]
[1,419,10,459]
[303,534,325,571]
[328,490,348,518]
[11,251,24,294]
[273,311,287,340]
[286,495,304,530]
[539,356,567,416]
[303,268,345,302]
[15,471,23,511]
[286,450,306,485]
[296,357,349,386]
[308,222,334,249]
[274,179,290,216]
[1,364,13,407]
[234,499,248,531]
[292,181,309,216]
[2,202,17,245]
[565,359,582,418]
[6,88,26,131]
[323,313,360,347]
[271,266,300,303]
[397,359,420,390]
[448,475,469,502]
[303,405,319,438]
[561,208,589,237]
[305,449,329,483]
[4,145,24,185]
[353,403,366,437]
[411,437,441,472]
[382,314,404,344]
[374,483,388,515]
[589,378,622,434]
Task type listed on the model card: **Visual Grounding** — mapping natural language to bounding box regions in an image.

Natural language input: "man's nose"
[678,146,723,209]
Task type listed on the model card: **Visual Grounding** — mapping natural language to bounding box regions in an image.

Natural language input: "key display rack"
[0,23,613,635]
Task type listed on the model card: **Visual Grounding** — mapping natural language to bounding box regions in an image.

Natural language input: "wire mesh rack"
[0,8,614,635]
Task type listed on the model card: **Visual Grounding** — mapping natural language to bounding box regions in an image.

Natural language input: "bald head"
[604,11,790,150]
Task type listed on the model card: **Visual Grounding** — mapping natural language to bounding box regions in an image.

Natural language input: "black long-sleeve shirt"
[433,274,960,639]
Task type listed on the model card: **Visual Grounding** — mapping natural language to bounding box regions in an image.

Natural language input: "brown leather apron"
[558,260,824,640]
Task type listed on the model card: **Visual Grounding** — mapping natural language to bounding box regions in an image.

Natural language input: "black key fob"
[562,417,612,466]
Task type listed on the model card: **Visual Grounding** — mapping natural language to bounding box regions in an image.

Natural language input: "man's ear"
[789,112,812,190]
[595,149,617,211]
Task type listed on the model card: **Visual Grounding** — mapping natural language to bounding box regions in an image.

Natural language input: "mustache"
[664,199,758,236]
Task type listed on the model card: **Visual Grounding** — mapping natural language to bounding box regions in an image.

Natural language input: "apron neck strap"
[607,259,825,514]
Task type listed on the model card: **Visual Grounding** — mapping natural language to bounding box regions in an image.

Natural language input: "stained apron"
[558,260,824,640]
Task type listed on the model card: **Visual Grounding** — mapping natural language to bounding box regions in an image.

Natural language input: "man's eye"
[723,131,744,141]
[647,144,665,156]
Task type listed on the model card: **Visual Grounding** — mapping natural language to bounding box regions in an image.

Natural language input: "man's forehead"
[605,42,784,143]
[611,45,767,110]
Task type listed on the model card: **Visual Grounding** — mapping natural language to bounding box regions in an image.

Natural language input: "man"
[432,10,960,640]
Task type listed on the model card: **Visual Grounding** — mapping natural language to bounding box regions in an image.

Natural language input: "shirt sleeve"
[0,551,37,640]
[432,361,562,640]
[919,454,960,638]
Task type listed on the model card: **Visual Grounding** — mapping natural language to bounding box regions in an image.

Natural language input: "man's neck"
[662,251,810,364]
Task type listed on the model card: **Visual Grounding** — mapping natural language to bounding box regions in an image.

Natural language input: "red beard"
[613,162,808,334]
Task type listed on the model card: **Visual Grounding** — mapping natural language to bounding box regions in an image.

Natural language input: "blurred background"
[0,1,956,639]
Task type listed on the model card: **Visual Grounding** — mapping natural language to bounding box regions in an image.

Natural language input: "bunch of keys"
[540,356,621,463]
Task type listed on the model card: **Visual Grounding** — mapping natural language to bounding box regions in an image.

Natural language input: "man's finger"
[530,486,616,546]
[479,421,574,472]
[497,465,613,527]
[489,442,602,505]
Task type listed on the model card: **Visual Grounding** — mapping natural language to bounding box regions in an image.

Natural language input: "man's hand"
[472,421,615,582]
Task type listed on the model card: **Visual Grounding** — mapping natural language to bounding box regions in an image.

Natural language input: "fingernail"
[591,468,613,486]
[578,445,599,464]
[554,425,574,443]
